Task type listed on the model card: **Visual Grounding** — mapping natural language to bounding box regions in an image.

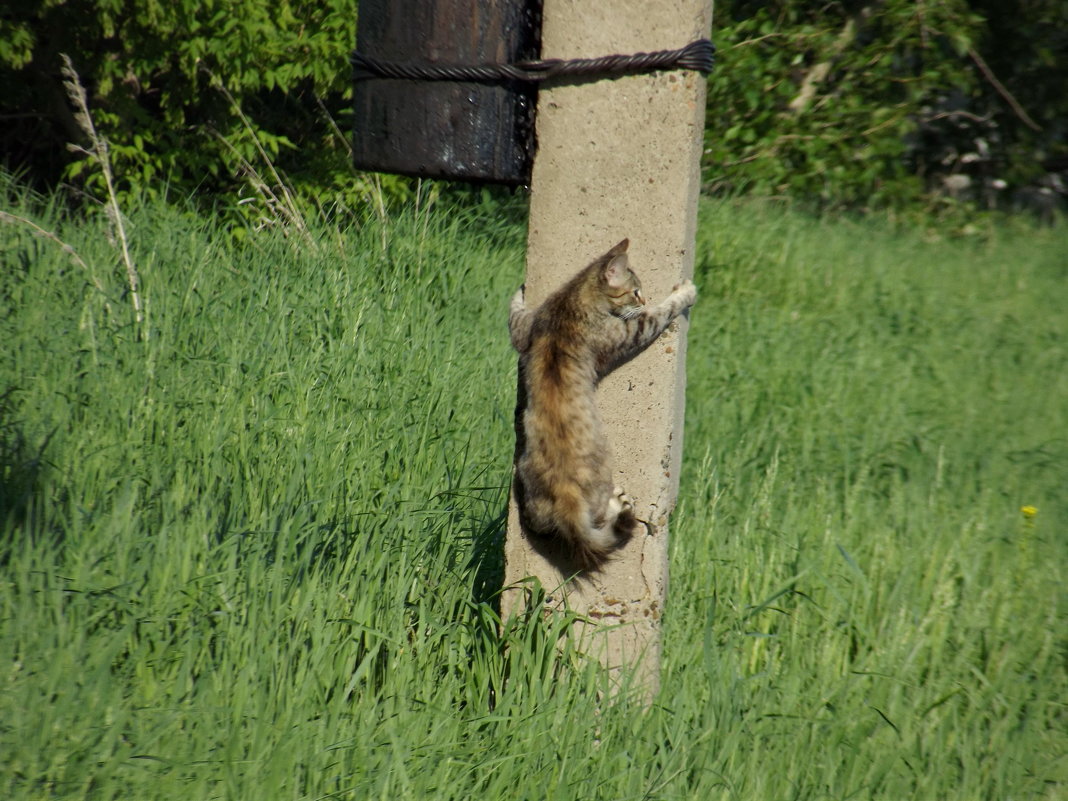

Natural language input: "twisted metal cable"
[352,38,715,83]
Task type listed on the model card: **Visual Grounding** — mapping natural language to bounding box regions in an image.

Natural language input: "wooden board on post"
[504,0,713,696]
[352,0,540,184]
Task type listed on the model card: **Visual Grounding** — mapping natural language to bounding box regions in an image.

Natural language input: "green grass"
[1,179,1065,800]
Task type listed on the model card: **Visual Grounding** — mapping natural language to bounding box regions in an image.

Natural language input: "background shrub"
[1,0,1066,217]
[0,0,411,217]
[703,0,1068,215]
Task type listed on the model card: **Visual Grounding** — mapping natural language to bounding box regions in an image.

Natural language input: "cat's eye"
[634,289,645,304]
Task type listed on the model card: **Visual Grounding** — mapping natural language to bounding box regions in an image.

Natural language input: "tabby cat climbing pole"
[503,0,714,695]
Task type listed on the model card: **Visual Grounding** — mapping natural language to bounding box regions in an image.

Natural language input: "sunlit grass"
[1,181,1065,799]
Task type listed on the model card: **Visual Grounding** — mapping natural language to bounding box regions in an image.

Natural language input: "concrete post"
[504,1,713,694]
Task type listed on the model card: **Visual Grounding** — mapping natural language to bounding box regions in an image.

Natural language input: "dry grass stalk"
[200,64,314,247]
[59,54,145,337]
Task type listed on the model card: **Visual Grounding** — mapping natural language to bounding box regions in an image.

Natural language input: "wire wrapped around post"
[352,38,715,84]
[350,0,715,185]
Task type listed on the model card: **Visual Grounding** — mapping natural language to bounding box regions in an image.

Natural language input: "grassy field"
[1,177,1065,800]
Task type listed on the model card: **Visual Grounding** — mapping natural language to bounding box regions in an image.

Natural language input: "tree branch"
[967,47,1041,132]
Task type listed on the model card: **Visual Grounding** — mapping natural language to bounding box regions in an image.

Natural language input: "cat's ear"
[603,253,630,288]
[602,239,631,288]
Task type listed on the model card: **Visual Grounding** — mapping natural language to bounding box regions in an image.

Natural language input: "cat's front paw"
[510,286,526,313]
[671,279,697,308]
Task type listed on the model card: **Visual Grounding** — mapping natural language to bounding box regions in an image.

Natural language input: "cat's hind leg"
[609,486,634,516]
[598,486,638,553]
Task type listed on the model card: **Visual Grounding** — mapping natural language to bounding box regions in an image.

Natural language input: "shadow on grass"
[0,386,54,544]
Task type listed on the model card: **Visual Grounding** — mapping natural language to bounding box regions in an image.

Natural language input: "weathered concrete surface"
[504,0,713,694]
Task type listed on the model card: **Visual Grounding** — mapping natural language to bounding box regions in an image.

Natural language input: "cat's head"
[599,239,645,319]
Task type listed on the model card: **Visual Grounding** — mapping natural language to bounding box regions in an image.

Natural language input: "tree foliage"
[704,0,1068,214]
[0,0,407,216]
[1,0,1065,217]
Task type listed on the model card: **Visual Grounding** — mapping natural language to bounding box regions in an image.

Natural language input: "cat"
[508,238,697,568]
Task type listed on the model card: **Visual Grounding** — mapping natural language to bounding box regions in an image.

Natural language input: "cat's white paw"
[510,286,526,312]
[609,486,633,515]
[671,279,697,307]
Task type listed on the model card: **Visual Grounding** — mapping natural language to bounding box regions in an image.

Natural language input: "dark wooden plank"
[352,0,541,184]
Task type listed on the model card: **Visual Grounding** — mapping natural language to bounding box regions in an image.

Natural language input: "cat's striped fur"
[509,239,697,568]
